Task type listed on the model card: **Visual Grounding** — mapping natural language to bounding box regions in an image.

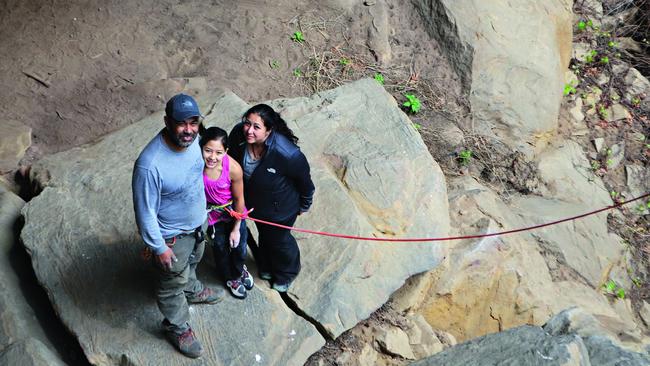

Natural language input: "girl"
[200,126,254,299]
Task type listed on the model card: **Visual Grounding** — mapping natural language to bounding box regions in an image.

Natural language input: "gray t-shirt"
[132,131,206,255]
[243,147,261,181]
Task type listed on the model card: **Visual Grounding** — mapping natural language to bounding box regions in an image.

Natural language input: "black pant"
[251,215,300,285]
[208,220,248,281]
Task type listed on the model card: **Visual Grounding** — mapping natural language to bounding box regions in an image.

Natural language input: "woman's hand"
[229,228,241,248]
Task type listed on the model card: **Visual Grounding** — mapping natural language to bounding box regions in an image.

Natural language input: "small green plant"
[586,20,593,28]
[292,68,302,77]
[291,31,305,43]
[600,56,610,64]
[585,50,597,63]
[602,279,626,299]
[577,20,587,31]
[339,57,351,66]
[598,104,608,119]
[458,150,473,165]
[269,60,280,69]
[374,73,385,85]
[591,160,601,171]
[563,83,577,96]
[631,97,641,106]
[607,40,618,48]
[402,94,422,114]
[412,122,422,131]
[606,158,614,167]
[610,190,619,199]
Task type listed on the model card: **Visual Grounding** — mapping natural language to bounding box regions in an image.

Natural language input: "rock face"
[412,0,573,149]
[0,186,65,365]
[0,119,31,173]
[21,79,449,364]
[411,139,645,345]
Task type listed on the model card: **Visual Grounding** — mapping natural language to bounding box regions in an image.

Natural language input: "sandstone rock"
[606,143,625,170]
[625,164,649,214]
[358,343,379,365]
[0,186,63,364]
[274,80,450,339]
[412,325,590,366]
[367,0,391,64]
[596,73,610,86]
[583,87,602,115]
[412,0,573,149]
[569,98,585,124]
[415,139,639,344]
[374,326,415,359]
[406,315,444,358]
[615,37,643,53]
[640,301,650,327]
[0,338,66,366]
[21,79,449,364]
[605,103,631,122]
[593,137,605,153]
[573,42,592,61]
[544,307,644,350]
[582,336,650,365]
[624,68,650,97]
[0,120,31,173]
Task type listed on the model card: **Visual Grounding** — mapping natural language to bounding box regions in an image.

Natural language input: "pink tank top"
[204,156,232,225]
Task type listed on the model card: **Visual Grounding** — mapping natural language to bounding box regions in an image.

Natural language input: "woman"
[229,104,315,292]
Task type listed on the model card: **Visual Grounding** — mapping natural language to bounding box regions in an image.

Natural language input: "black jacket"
[229,122,315,222]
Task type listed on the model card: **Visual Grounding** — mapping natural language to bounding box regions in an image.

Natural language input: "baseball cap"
[165,93,202,122]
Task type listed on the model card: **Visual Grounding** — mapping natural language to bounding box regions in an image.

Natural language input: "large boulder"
[412,0,573,150]
[21,79,449,364]
[413,309,650,366]
[0,186,64,364]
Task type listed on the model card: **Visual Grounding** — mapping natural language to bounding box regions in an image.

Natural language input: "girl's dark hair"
[199,125,229,149]
[243,104,299,144]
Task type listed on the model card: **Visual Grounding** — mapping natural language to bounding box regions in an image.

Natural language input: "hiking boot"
[272,282,290,293]
[166,326,203,358]
[226,278,247,299]
[186,286,224,304]
[241,265,254,290]
[259,271,272,281]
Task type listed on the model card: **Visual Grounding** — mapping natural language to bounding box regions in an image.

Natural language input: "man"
[132,93,224,358]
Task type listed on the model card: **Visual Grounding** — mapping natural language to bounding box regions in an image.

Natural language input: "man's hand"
[229,229,241,249]
[156,247,177,270]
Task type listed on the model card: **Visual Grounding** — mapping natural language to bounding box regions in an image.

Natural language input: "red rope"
[225,192,650,242]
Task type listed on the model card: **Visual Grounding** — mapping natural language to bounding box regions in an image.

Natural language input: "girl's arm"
[228,156,246,247]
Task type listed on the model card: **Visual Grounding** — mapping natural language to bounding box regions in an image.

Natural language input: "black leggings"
[251,215,300,285]
[208,220,248,281]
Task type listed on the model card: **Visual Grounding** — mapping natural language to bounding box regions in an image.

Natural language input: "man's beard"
[168,128,197,148]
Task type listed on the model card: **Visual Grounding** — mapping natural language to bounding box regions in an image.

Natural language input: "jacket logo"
[267,168,276,174]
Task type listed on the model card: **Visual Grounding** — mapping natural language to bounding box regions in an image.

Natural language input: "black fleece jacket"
[229,123,315,222]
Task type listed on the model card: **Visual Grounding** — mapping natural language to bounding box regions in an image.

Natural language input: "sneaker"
[272,282,290,293]
[241,265,254,290]
[166,327,203,358]
[226,279,247,299]
[186,286,224,304]
[259,271,272,281]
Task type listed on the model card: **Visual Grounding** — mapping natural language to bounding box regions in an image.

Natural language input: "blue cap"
[165,93,201,122]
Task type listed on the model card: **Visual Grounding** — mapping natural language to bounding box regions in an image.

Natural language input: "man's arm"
[132,166,167,255]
